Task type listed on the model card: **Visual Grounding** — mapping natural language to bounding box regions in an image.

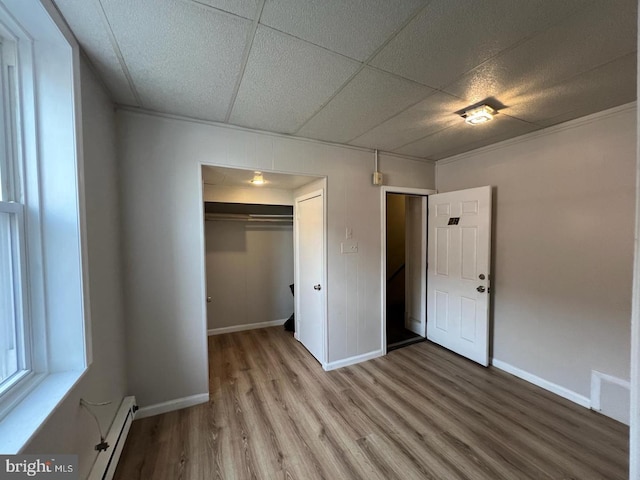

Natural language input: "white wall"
[205,220,293,330]
[436,104,636,406]
[117,110,435,407]
[405,195,423,332]
[203,183,294,204]
[22,59,127,478]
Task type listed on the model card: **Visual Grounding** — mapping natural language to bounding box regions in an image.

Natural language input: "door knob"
[206,296,212,303]
[476,286,486,293]
[314,284,322,291]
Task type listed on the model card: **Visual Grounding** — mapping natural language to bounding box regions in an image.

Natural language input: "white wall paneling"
[117,110,435,408]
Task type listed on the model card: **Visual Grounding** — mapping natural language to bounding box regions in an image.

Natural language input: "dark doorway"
[386,193,423,351]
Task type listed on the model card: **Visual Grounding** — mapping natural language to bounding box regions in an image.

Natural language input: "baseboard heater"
[88,396,138,480]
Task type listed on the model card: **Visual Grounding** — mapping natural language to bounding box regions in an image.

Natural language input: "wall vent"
[591,371,630,425]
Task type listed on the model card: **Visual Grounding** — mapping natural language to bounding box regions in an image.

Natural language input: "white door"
[295,191,325,363]
[427,186,492,366]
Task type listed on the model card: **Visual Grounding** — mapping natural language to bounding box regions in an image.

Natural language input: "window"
[0,0,90,451]
[0,26,30,400]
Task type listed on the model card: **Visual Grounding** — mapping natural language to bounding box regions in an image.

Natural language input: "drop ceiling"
[54,0,637,161]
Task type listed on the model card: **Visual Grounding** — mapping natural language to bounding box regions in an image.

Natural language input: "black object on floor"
[284,314,295,332]
[284,283,295,332]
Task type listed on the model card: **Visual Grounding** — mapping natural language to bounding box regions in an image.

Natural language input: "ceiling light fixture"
[463,105,496,125]
[250,171,265,185]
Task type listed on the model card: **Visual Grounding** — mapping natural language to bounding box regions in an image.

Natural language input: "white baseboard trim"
[492,359,591,409]
[208,318,287,336]
[324,350,383,371]
[136,393,210,419]
[406,316,421,334]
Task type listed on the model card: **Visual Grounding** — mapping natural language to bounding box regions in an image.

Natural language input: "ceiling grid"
[53,0,637,161]
[224,0,267,122]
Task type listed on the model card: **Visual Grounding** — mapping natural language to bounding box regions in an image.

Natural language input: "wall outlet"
[341,241,358,254]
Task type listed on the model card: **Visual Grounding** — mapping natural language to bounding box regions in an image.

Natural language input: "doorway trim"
[294,188,328,367]
[380,186,436,355]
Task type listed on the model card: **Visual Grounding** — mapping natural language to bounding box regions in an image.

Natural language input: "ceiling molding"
[116,104,433,164]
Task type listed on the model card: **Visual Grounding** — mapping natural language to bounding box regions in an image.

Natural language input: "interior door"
[295,191,325,363]
[427,186,492,366]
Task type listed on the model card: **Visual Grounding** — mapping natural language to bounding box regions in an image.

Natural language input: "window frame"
[0,0,91,439]
[0,15,37,412]
[0,202,31,395]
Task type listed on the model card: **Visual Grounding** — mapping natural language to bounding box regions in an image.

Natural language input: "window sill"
[0,369,86,453]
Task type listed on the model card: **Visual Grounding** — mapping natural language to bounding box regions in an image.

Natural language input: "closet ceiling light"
[462,105,496,125]
[250,172,265,185]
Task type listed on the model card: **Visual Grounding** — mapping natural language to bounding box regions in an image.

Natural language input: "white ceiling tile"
[202,166,226,184]
[443,1,637,110]
[297,67,434,144]
[229,26,360,134]
[349,91,463,151]
[101,0,251,121]
[259,0,426,61]
[57,0,637,154]
[512,53,637,127]
[371,0,588,88]
[203,165,317,189]
[181,0,260,19]
[53,0,137,105]
[395,115,537,159]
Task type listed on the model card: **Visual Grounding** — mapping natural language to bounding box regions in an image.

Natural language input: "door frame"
[380,186,436,355]
[294,188,328,366]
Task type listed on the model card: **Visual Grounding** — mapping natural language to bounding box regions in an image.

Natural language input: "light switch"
[345,227,353,239]
[341,241,358,254]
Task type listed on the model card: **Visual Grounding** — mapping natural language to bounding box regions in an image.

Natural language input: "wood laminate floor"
[114,327,629,480]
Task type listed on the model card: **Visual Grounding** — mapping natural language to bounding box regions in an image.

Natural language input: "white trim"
[437,102,636,166]
[135,393,210,420]
[323,350,383,371]
[632,42,640,475]
[406,316,422,334]
[590,370,630,412]
[207,319,287,336]
[492,359,591,409]
[197,165,210,393]
[116,106,432,165]
[380,186,435,355]
[0,369,85,453]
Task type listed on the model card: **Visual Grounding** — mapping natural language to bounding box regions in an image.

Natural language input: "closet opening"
[201,165,325,362]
